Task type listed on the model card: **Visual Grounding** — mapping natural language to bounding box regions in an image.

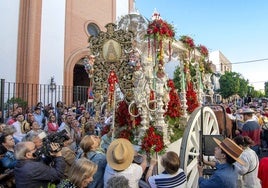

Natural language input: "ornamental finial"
[152,8,161,20]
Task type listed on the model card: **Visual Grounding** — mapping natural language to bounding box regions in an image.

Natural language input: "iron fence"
[0,79,89,119]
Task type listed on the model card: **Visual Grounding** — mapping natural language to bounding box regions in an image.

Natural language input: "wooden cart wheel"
[179,106,220,188]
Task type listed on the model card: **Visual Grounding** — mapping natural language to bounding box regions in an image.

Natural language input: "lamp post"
[50,77,56,92]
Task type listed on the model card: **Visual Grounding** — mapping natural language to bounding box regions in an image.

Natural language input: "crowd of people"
[0,101,187,188]
[197,100,268,188]
[224,100,268,154]
[1,99,268,187]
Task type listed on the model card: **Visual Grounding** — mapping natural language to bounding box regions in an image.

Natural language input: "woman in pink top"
[47,114,59,133]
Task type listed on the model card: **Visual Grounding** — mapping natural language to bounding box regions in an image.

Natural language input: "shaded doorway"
[73,64,90,103]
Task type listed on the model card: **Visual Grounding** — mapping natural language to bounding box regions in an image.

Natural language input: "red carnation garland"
[141,126,165,155]
[116,100,130,127]
[146,15,175,60]
[118,129,133,141]
[179,35,195,51]
[197,44,209,57]
[186,82,199,113]
[115,100,141,142]
[116,100,141,127]
[165,79,182,118]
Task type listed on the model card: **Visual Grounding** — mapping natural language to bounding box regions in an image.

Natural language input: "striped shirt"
[148,168,187,188]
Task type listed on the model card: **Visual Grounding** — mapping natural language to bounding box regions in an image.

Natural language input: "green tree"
[173,65,181,92]
[238,76,249,97]
[5,97,28,110]
[219,71,248,99]
[265,81,268,97]
[251,89,265,98]
[173,63,196,92]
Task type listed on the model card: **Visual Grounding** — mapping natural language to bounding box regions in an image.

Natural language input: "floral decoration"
[116,100,131,127]
[196,44,209,57]
[186,82,199,113]
[141,126,166,155]
[115,100,141,143]
[179,35,195,51]
[118,129,134,141]
[196,44,213,74]
[167,78,175,88]
[146,12,175,61]
[165,79,182,118]
[147,19,175,39]
[115,100,141,127]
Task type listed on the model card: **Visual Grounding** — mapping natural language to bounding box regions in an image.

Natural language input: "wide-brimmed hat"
[213,137,245,165]
[238,108,255,114]
[106,138,134,171]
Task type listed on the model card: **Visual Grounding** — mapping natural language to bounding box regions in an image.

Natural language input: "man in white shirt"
[12,113,26,142]
[103,138,147,188]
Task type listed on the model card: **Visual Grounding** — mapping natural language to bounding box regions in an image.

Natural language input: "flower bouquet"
[115,100,141,144]
[179,35,195,51]
[164,79,182,118]
[147,19,175,40]
[186,82,199,113]
[146,13,175,61]
[140,126,166,156]
[196,44,209,57]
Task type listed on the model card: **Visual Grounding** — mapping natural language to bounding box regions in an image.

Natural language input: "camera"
[33,129,70,158]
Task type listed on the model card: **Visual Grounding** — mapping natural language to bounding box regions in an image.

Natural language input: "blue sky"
[135,0,268,90]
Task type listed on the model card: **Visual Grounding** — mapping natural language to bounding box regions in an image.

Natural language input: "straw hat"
[106,138,134,171]
[213,137,245,165]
